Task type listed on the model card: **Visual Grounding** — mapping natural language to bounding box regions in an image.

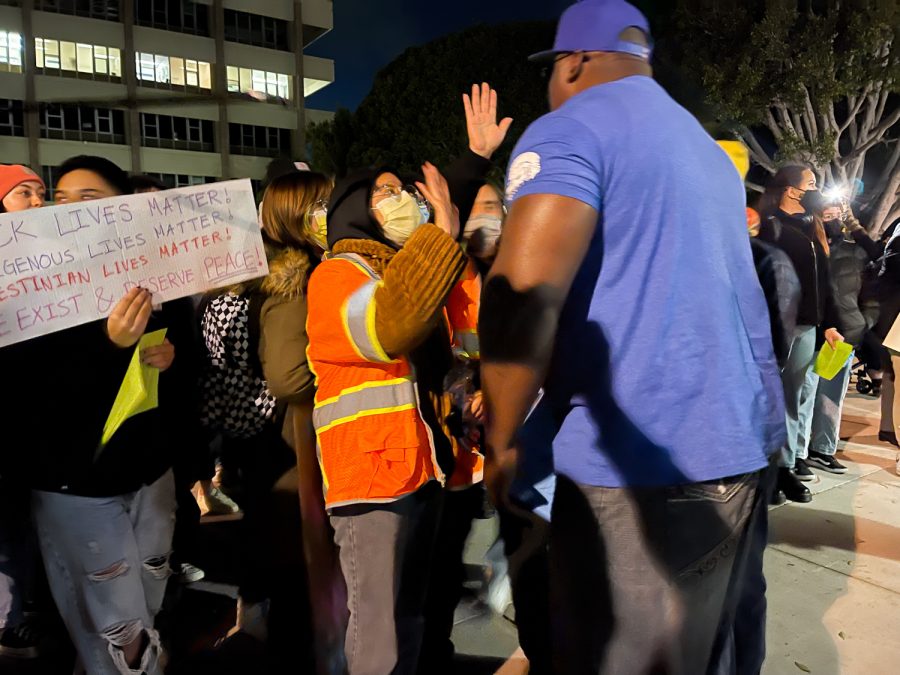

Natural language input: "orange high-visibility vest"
[444,257,485,489]
[306,253,443,509]
[446,258,481,360]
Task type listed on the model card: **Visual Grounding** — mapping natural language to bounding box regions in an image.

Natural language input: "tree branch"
[776,102,799,138]
[843,106,900,163]
[739,126,777,173]
[839,87,870,134]
[875,88,890,125]
[765,108,784,141]
[801,84,819,140]
[869,161,900,234]
[792,111,808,144]
[857,89,882,142]
[848,117,859,145]
[746,181,765,193]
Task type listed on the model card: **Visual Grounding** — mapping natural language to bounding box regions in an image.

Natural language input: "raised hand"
[464,82,513,160]
[106,287,152,348]
[416,162,460,240]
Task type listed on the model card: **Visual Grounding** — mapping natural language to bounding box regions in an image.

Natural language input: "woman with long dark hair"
[758,165,844,503]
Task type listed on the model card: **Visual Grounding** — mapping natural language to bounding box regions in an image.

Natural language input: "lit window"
[228,65,293,100]
[35,37,120,80]
[109,48,121,77]
[137,52,155,81]
[199,62,211,90]
[44,40,60,69]
[94,45,108,74]
[60,41,76,71]
[134,51,209,89]
[0,32,23,72]
[251,69,266,93]
[185,59,198,87]
[154,54,169,83]
[226,65,239,92]
[76,43,93,73]
[170,57,185,86]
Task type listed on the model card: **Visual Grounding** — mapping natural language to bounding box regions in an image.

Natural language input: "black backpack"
[199,291,277,439]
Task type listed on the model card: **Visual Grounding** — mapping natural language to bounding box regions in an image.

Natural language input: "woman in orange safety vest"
[306,162,472,675]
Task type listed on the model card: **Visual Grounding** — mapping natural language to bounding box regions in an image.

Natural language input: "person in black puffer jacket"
[805,203,881,475]
[757,165,845,503]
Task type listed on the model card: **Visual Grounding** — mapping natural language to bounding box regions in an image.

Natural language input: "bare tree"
[675,0,900,232]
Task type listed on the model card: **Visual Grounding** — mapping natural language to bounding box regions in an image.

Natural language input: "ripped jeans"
[32,471,176,675]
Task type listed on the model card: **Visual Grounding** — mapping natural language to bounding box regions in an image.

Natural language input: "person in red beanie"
[0,165,45,212]
[0,164,45,659]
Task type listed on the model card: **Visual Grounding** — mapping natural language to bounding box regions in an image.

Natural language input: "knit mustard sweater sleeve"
[374,224,466,358]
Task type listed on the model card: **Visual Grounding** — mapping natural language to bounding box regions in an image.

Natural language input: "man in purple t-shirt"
[480,1,785,673]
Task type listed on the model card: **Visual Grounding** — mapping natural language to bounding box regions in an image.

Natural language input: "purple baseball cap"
[529,0,652,63]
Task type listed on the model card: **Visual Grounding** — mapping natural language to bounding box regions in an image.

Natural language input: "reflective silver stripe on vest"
[313,378,418,432]
[332,252,379,280]
[344,281,391,363]
[454,331,480,359]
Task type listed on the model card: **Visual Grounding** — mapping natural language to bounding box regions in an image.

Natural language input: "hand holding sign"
[106,287,153,348]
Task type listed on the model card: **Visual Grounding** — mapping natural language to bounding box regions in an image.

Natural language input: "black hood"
[327,167,399,250]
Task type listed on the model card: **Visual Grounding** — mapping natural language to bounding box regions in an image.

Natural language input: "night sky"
[304,0,573,112]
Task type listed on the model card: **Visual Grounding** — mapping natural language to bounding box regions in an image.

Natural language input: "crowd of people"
[1,1,899,674]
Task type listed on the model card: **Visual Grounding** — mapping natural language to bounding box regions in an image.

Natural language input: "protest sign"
[0,179,267,348]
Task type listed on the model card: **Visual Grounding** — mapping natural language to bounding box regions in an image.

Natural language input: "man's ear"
[563,53,586,84]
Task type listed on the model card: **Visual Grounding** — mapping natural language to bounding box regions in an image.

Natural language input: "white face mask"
[375,190,429,247]
[464,214,503,259]
[307,209,328,250]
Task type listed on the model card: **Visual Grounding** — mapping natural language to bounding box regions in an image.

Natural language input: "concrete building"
[0,0,334,192]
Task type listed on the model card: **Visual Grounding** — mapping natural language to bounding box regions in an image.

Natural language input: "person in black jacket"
[758,165,844,503]
[0,156,196,675]
[806,202,882,474]
[876,224,900,449]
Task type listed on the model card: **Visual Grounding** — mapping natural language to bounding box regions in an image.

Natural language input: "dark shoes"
[778,467,812,503]
[793,458,815,482]
[0,622,40,659]
[879,430,899,447]
[807,451,848,474]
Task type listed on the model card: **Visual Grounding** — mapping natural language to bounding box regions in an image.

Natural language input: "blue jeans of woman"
[780,326,819,468]
[810,354,853,456]
[31,470,176,675]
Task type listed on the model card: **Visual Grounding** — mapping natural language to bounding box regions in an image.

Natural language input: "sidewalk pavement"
[453,391,900,674]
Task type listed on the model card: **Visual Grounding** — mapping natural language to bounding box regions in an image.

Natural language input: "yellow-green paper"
[814,341,853,381]
[100,329,168,447]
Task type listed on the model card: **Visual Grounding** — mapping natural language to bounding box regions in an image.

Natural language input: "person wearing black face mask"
[758,165,845,503]
[801,199,882,478]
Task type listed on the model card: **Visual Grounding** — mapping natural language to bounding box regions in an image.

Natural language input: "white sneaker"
[176,562,206,584]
